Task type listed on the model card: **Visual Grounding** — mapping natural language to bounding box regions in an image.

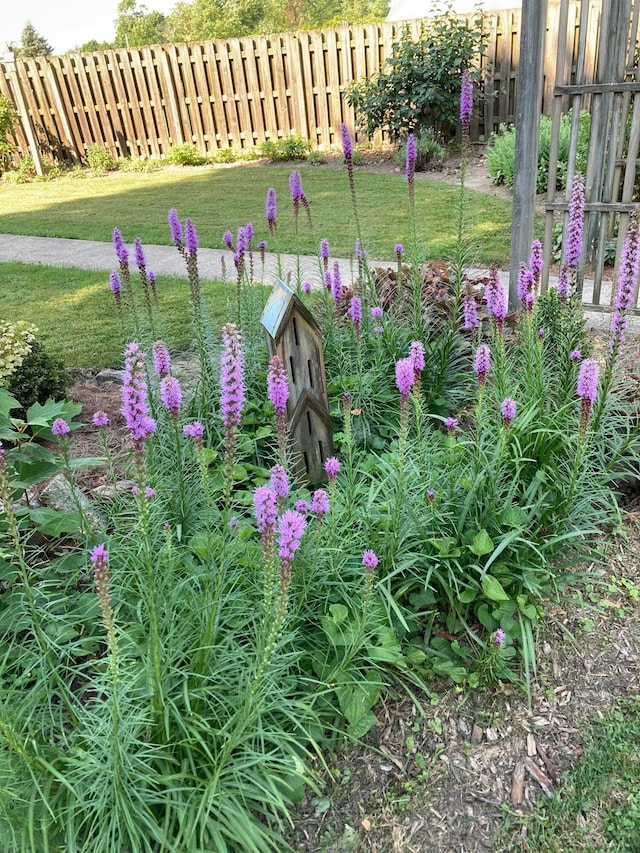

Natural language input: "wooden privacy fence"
[0,2,602,167]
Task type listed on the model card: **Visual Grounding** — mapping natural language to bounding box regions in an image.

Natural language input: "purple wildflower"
[278,509,307,585]
[371,306,384,321]
[168,208,183,248]
[355,239,366,261]
[270,464,290,500]
[324,270,333,291]
[570,349,582,363]
[311,488,329,517]
[538,328,545,340]
[254,485,277,536]
[109,272,122,308]
[529,239,543,286]
[229,516,239,529]
[267,354,289,414]
[362,550,379,570]
[557,264,571,300]
[577,358,600,431]
[486,265,506,326]
[302,280,312,294]
[500,397,517,425]
[320,238,330,269]
[331,261,343,302]
[160,376,182,417]
[52,418,70,437]
[405,133,417,185]
[93,411,109,427]
[112,227,128,267]
[460,68,473,129]
[395,357,415,399]
[134,236,146,273]
[220,323,245,430]
[324,457,340,480]
[148,270,157,301]
[223,230,233,250]
[463,292,479,330]
[610,213,640,353]
[152,340,171,378]
[474,344,491,385]
[145,487,155,499]
[410,340,425,374]
[266,187,277,234]
[185,218,198,255]
[444,417,459,432]
[121,342,156,443]
[183,421,205,446]
[427,489,436,501]
[91,543,112,625]
[340,123,353,160]
[295,499,311,514]
[348,296,362,329]
[343,392,351,407]
[395,243,404,257]
[517,263,534,303]
[494,628,505,646]
[566,174,585,269]
[289,170,304,221]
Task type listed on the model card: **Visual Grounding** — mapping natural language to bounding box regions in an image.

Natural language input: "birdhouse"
[261,280,334,483]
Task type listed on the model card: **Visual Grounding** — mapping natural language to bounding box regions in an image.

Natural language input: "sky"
[2,0,178,56]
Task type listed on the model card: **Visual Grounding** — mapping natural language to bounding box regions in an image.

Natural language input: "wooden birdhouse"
[261,280,334,483]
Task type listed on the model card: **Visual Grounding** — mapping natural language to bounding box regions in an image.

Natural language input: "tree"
[114,0,168,48]
[165,0,268,42]
[14,22,53,57]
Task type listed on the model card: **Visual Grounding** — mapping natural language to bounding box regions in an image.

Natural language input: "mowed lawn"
[0,162,515,265]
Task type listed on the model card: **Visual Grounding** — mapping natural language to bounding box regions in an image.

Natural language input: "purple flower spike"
[410,340,425,374]
[405,133,417,184]
[220,323,245,430]
[185,218,198,255]
[577,358,600,403]
[289,169,303,219]
[320,238,330,266]
[93,411,109,427]
[152,340,171,378]
[134,236,146,272]
[302,280,312,294]
[500,397,517,425]
[254,485,277,535]
[529,239,543,285]
[486,266,506,326]
[223,230,233,250]
[112,228,128,267]
[610,213,640,353]
[183,421,205,444]
[168,208,183,247]
[145,487,155,500]
[295,499,311,514]
[474,344,491,384]
[463,293,478,330]
[267,354,289,414]
[311,488,329,517]
[566,174,585,269]
[324,457,340,480]
[494,628,505,646]
[557,264,571,300]
[394,243,404,258]
[444,417,459,432]
[371,306,383,321]
[570,349,582,363]
[160,376,182,416]
[427,489,436,501]
[348,296,362,328]
[517,263,533,303]
[341,123,353,160]
[270,464,290,500]
[278,509,307,586]
[331,261,343,302]
[52,418,70,437]
[266,187,277,234]
[362,550,379,570]
[121,342,156,443]
[395,357,415,399]
[460,68,473,129]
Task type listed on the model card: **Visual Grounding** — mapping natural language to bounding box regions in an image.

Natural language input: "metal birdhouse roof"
[261,279,321,342]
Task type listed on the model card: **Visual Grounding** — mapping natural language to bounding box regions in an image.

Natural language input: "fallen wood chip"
[511,762,526,806]
[471,724,484,743]
[525,757,553,798]
[527,733,537,757]
[535,743,557,782]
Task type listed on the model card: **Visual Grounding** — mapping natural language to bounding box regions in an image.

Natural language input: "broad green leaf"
[476,603,497,632]
[517,595,537,620]
[481,575,510,602]
[328,603,349,625]
[348,711,377,738]
[457,587,477,604]
[469,529,494,557]
[432,660,468,683]
[28,508,83,536]
[335,671,381,726]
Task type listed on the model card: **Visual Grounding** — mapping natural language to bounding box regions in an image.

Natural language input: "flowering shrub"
[0,320,37,384]
[1,82,640,852]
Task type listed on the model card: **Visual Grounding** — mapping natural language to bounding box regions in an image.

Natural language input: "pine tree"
[15,22,53,57]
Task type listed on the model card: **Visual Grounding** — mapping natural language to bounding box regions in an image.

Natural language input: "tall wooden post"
[4,54,44,176]
[508,0,548,310]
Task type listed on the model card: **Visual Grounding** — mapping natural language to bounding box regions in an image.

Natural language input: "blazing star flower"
[148,270,157,301]
[362,549,379,569]
[266,187,277,233]
[258,239,266,257]
[52,418,70,437]
[289,169,304,219]
[270,464,290,500]
[254,485,277,535]
[371,306,383,320]
[324,270,333,291]
[444,417,459,432]
[486,266,506,326]
[267,354,288,414]
[302,280,312,294]
[348,296,362,328]
[131,485,139,495]
[91,543,111,623]
[320,238,330,267]
[355,239,366,261]
[529,239,543,285]
[245,222,253,242]
[93,411,109,427]
[474,344,491,383]
[168,208,183,248]
[331,261,343,302]
[566,174,585,269]
[145,487,155,499]
[343,392,351,407]
[610,213,640,353]
[395,357,415,399]
[185,218,198,255]
[577,358,600,403]
[341,123,353,160]
[278,509,307,585]
[109,272,122,304]
[121,342,156,443]
[538,328,545,340]
[410,340,425,374]
[295,499,311,514]
[557,264,571,300]
[324,456,340,480]
[427,489,436,501]
[493,628,505,646]
[517,263,533,303]
[113,227,128,267]
[220,323,245,430]
[570,349,582,363]
[311,488,329,516]
[160,376,182,416]
[134,236,146,272]
[500,397,517,425]
[183,420,205,442]
[463,293,479,330]
[152,340,171,377]
[460,68,473,129]
[395,243,404,257]
[222,229,233,250]
[405,133,417,185]
[229,516,239,529]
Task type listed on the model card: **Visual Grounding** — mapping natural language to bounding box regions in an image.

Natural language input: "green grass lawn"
[1,163,514,265]
[0,262,249,368]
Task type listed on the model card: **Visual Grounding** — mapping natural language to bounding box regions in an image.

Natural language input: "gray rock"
[96,368,124,385]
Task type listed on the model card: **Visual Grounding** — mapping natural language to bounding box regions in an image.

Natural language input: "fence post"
[4,54,44,175]
[508,0,548,310]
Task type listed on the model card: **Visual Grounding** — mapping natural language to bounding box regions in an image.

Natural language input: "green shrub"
[86,145,116,173]
[487,111,591,193]
[259,134,310,162]
[347,12,486,140]
[210,146,238,164]
[167,143,207,166]
[117,156,160,173]
[0,94,18,173]
[395,130,447,171]
[2,154,36,183]
[6,339,71,415]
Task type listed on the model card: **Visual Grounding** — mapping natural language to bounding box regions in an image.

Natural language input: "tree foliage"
[114,0,168,48]
[347,11,486,141]
[13,22,53,57]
